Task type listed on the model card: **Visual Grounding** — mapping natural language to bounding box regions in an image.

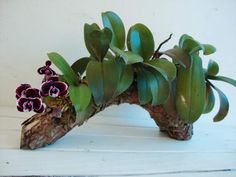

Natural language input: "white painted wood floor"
[0,105,236,177]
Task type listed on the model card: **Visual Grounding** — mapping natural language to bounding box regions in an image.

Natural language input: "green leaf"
[58,75,66,82]
[84,23,100,53]
[47,52,79,85]
[203,83,215,114]
[71,57,91,76]
[207,59,219,76]
[162,47,190,68]
[137,66,170,105]
[136,67,152,104]
[179,34,216,55]
[143,62,169,81]
[102,11,125,50]
[105,50,115,60]
[146,66,170,105]
[144,69,158,105]
[176,53,206,123]
[84,24,112,61]
[86,59,120,105]
[208,81,229,122]
[182,38,204,54]
[110,46,143,64]
[102,59,121,103]
[179,34,193,48]
[69,84,91,112]
[76,100,93,124]
[127,23,154,60]
[115,64,134,96]
[154,71,170,105]
[207,75,236,87]
[86,61,104,105]
[146,58,176,81]
[163,78,178,117]
[179,34,204,54]
[203,44,216,55]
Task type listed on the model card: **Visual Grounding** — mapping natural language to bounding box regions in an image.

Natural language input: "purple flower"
[40,80,68,97]
[17,97,45,113]
[16,86,45,113]
[15,84,31,99]
[47,75,59,82]
[38,60,56,81]
[23,88,41,98]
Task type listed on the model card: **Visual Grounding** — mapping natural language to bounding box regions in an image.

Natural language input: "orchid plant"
[16,11,236,125]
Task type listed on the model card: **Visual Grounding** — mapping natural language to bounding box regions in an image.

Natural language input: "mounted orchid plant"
[16,11,236,126]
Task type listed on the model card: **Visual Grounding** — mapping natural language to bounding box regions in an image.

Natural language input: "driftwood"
[20,84,193,150]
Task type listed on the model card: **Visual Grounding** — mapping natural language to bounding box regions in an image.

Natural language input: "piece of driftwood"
[20,85,193,150]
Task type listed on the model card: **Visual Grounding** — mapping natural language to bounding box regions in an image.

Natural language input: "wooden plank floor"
[0,105,236,176]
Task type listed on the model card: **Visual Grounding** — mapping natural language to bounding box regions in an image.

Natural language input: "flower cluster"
[16,84,45,113]
[16,60,68,113]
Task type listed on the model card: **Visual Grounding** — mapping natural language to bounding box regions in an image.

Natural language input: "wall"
[1,0,236,122]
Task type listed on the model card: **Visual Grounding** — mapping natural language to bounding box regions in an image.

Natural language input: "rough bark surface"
[20,85,193,150]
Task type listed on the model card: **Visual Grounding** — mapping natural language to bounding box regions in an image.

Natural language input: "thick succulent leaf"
[207,59,219,76]
[139,66,170,105]
[163,78,178,117]
[179,34,215,55]
[58,75,66,82]
[207,75,236,87]
[102,59,121,102]
[203,83,215,114]
[208,82,229,122]
[102,11,125,50]
[115,64,134,96]
[71,57,90,76]
[105,50,115,60]
[84,24,112,61]
[203,44,216,55]
[176,53,206,123]
[143,62,169,81]
[76,100,93,123]
[154,71,170,105]
[127,23,154,60]
[84,23,100,53]
[182,38,204,54]
[47,52,79,85]
[136,68,152,104]
[179,34,193,48]
[86,59,120,105]
[144,69,158,105]
[146,58,176,81]
[86,61,104,105]
[69,84,91,112]
[146,66,170,105]
[110,46,143,64]
[162,48,190,68]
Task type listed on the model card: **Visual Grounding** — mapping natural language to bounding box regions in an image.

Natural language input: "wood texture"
[20,85,193,150]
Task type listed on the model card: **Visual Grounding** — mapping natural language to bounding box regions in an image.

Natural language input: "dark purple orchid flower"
[23,88,41,98]
[16,85,45,113]
[40,80,68,98]
[17,97,45,113]
[15,84,31,99]
[47,75,59,82]
[38,60,56,76]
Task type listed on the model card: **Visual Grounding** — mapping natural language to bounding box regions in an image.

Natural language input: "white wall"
[1,0,236,122]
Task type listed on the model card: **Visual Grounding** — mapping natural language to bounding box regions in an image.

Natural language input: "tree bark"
[20,85,193,150]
